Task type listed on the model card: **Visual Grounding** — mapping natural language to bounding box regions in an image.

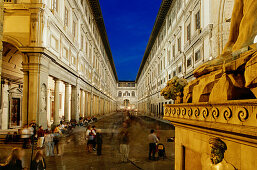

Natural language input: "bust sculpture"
[194,0,257,77]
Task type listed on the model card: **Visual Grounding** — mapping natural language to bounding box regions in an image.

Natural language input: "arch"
[3,35,24,50]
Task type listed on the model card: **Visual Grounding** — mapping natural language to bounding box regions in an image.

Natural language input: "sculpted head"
[209,137,227,165]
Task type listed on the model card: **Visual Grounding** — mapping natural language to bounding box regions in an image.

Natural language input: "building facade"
[136,0,234,117]
[116,81,137,111]
[0,0,117,130]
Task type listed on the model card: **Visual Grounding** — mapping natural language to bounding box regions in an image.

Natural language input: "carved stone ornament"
[223,107,232,121]
[238,107,248,122]
[202,107,209,118]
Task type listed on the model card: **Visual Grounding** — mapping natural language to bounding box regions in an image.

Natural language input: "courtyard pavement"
[0,112,175,170]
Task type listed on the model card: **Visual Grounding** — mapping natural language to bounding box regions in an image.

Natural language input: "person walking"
[119,122,130,163]
[96,129,103,156]
[148,129,159,160]
[30,150,46,170]
[0,148,27,170]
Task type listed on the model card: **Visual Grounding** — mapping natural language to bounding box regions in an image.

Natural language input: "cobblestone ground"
[0,112,175,170]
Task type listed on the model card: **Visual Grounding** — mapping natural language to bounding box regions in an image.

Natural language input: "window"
[64,7,69,27]
[187,23,191,41]
[178,37,181,52]
[195,10,201,30]
[72,20,77,39]
[169,74,171,79]
[173,71,176,77]
[132,91,135,97]
[81,35,84,50]
[118,91,122,97]
[172,44,175,59]
[178,66,182,73]
[195,50,201,62]
[52,0,58,12]
[187,58,192,68]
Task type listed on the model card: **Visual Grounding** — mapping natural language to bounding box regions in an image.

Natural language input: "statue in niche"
[201,137,236,170]
[194,0,257,77]
[40,84,47,113]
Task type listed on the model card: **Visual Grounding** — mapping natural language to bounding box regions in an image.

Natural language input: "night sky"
[99,0,162,81]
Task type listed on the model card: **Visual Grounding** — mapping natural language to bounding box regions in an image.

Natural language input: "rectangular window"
[195,50,201,62]
[172,44,175,59]
[72,20,77,38]
[187,58,192,68]
[195,11,201,30]
[52,0,58,12]
[173,71,176,77]
[187,23,191,41]
[64,7,69,27]
[178,66,182,73]
[178,37,181,52]
[81,35,84,50]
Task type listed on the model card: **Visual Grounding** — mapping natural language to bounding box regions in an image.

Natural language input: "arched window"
[118,91,122,97]
[132,91,135,97]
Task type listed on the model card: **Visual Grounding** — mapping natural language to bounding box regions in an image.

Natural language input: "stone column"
[64,83,70,122]
[22,72,29,127]
[54,79,60,125]
[80,90,85,117]
[71,85,79,122]
[1,81,9,129]
[84,92,88,117]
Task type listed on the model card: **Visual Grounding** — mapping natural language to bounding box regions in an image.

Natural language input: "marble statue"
[194,0,257,77]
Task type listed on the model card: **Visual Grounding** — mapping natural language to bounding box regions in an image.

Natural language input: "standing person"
[37,126,45,149]
[44,131,54,157]
[30,150,46,170]
[53,127,61,156]
[119,122,130,163]
[85,125,94,152]
[148,129,159,160]
[0,148,27,170]
[92,126,97,151]
[96,130,103,156]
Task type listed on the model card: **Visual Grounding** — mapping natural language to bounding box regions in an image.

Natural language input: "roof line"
[135,0,173,82]
[89,0,118,82]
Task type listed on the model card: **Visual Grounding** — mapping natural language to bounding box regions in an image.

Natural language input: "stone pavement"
[0,113,175,170]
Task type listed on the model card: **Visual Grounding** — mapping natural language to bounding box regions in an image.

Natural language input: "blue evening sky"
[99,0,162,81]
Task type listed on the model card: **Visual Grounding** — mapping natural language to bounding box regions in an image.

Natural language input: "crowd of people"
[0,111,168,169]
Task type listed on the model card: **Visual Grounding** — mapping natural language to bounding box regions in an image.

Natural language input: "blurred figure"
[37,126,45,148]
[0,148,27,170]
[148,129,159,160]
[31,150,46,170]
[44,130,54,157]
[92,126,97,151]
[96,129,103,156]
[119,122,130,163]
[21,125,32,149]
[53,126,61,156]
[85,125,94,152]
